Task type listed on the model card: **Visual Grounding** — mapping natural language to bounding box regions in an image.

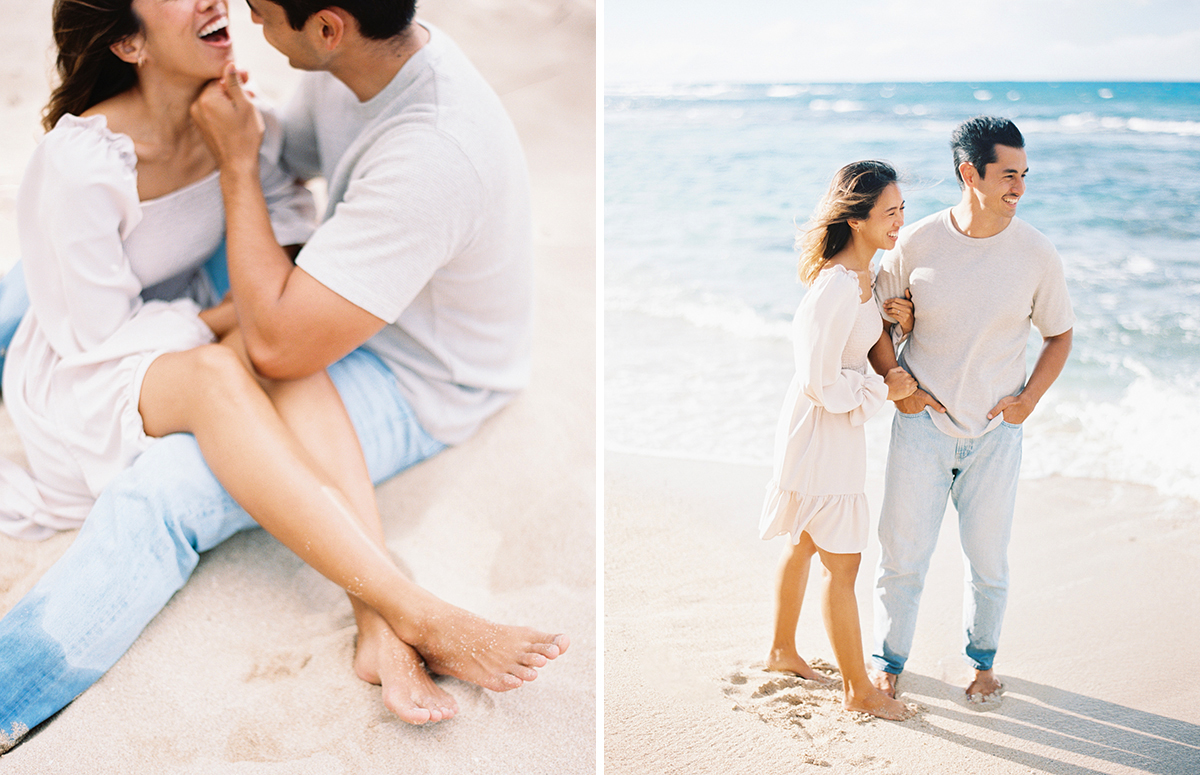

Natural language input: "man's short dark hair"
[951,116,1025,188]
[270,0,417,40]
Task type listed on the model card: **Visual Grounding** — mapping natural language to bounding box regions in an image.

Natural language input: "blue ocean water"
[605,82,1200,502]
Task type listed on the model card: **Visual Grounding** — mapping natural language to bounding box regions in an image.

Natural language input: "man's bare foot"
[845,686,917,721]
[399,596,568,693]
[355,624,459,724]
[869,668,899,699]
[765,648,836,685]
[965,669,1003,704]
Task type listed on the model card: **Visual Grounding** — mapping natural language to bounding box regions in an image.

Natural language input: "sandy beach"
[604,444,1200,774]
[0,0,596,772]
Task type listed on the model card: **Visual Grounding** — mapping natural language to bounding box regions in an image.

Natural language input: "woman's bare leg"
[235,343,457,724]
[814,546,913,720]
[767,532,832,682]
[138,342,567,694]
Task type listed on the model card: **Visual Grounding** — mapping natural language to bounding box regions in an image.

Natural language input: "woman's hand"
[198,296,237,338]
[884,367,917,401]
[882,289,914,334]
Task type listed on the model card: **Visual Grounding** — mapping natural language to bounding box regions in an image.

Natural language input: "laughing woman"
[759,160,917,720]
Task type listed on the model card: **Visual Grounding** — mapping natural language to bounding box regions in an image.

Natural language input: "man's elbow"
[1050,328,1073,351]
[244,336,321,381]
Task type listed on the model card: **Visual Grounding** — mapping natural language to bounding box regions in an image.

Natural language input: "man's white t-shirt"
[875,208,1075,439]
[282,23,533,445]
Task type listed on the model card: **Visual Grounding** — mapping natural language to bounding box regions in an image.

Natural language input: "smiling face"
[126,0,233,81]
[850,182,905,252]
[245,0,324,70]
[969,144,1028,221]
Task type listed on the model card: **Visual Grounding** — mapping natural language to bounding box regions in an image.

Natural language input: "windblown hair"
[270,0,417,40]
[795,160,898,286]
[951,116,1024,188]
[43,0,143,132]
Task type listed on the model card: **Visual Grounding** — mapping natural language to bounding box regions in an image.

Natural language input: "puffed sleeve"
[16,116,144,357]
[16,115,215,361]
[794,267,887,426]
[256,100,316,248]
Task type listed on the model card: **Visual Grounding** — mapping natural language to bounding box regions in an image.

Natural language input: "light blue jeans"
[0,262,29,379]
[871,408,1023,675]
[0,264,446,747]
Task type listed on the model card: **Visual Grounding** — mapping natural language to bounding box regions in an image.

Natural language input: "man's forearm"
[220,165,297,372]
[868,328,899,376]
[1020,328,1073,406]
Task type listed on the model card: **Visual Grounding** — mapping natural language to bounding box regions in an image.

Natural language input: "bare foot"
[845,686,917,721]
[766,648,837,685]
[869,668,899,698]
[965,669,1003,704]
[401,596,568,693]
[355,624,459,724]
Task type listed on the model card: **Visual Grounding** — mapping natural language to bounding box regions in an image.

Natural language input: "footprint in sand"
[722,660,841,728]
[245,648,313,682]
[721,660,907,772]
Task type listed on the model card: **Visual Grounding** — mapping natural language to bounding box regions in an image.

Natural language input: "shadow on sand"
[899,673,1200,774]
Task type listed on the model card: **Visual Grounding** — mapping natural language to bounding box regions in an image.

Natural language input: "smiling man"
[866,116,1075,704]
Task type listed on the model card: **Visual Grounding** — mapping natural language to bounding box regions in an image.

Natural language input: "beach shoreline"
[605,449,1200,775]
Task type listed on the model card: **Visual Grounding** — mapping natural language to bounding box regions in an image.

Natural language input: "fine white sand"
[605,447,1200,775]
[0,0,596,772]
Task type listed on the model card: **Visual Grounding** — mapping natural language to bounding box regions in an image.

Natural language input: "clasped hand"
[882,289,914,334]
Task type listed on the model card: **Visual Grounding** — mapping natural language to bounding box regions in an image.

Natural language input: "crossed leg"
[138,335,568,708]
[248,352,456,724]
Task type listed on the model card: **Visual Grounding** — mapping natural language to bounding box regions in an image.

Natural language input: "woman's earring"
[136,52,145,67]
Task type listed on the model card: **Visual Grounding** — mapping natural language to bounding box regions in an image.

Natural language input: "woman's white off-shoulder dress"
[759,264,889,554]
[0,113,314,540]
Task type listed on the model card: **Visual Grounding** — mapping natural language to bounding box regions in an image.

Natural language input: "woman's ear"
[110,35,145,66]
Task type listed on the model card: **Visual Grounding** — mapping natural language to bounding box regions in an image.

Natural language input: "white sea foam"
[607,286,792,341]
[1016,114,1200,137]
[1023,376,1200,503]
[767,85,807,98]
[809,99,866,113]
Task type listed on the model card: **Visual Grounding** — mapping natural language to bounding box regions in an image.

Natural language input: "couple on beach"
[760,117,1075,720]
[0,0,567,750]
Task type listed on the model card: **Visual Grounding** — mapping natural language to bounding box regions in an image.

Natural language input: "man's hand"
[987,393,1035,424]
[190,63,263,176]
[882,289,914,334]
[986,329,1072,426]
[894,387,946,415]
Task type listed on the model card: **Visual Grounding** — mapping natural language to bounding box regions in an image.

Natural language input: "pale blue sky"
[605,0,1200,84]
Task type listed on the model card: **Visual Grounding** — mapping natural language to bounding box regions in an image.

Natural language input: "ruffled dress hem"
[758,483,870,554]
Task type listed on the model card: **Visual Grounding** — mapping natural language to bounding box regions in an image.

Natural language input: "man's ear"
[309,8,348,51]
[958,161,978,187]
[110,35,145,66]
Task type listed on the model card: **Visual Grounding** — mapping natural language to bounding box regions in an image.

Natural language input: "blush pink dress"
[0,112,314,540]
[759,264,888,554]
